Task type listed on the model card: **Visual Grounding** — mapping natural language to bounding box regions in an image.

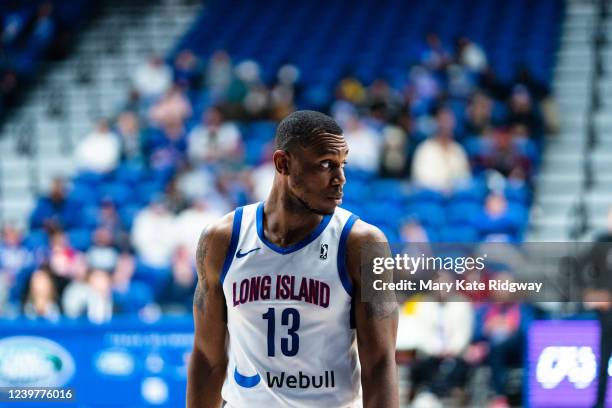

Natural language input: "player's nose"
[331,167,346,186]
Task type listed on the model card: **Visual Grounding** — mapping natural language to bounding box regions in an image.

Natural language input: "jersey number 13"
[262,307,300,357]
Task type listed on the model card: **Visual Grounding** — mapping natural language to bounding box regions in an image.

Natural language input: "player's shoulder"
[346,218,388,247]
[196,210,238,278]
[204,210,236,249]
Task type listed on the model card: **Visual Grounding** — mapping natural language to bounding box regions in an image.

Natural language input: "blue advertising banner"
[0,317,194,407]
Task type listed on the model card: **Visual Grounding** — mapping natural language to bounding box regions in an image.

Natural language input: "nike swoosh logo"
[236,248,261,258]
[234,367,261,388]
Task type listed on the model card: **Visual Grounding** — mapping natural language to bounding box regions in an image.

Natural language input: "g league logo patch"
[320,244,328,260]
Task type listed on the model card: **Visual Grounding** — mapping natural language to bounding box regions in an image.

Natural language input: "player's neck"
[263,188,323,248]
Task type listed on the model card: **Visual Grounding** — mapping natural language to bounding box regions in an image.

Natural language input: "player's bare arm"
[346,219,399,408]
[187,213,234,408]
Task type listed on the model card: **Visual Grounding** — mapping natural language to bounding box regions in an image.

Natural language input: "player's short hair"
[275,110,342,152]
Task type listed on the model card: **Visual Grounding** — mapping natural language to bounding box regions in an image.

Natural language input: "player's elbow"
[189,343,227,375]
[360,352,399,408]
[187,346,227,408]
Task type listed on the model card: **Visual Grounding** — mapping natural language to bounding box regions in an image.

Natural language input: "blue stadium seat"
[23,229,48,250]
[99,182,132,207]
[438,225,479,243]
[446,202,481,225]
[406,202,446,229]
[67,229,92,252]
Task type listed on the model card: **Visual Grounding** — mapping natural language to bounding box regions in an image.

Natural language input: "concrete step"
[536,193,578,207]
[544,137,585,152]
[536,178,583,196]
[541,150,584,162]
[586,202,611,222]
[0,197,34,226]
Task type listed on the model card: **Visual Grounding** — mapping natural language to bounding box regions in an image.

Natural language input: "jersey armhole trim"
[220,207,243,285]
[337,214,359,297]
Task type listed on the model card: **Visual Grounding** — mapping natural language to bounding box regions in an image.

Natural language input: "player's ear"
[273,150,291,175]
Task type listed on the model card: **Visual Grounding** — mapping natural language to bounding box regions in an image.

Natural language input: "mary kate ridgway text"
[373,279,543,293]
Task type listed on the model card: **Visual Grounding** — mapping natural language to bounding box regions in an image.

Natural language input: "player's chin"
[320,197,342,213]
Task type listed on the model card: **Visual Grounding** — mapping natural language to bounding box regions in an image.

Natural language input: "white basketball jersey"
[220,202,362,408]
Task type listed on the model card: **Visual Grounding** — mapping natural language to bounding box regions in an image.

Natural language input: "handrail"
[569,0,605,239]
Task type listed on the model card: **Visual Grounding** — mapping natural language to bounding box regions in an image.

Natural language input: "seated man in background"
[410,271,474,406]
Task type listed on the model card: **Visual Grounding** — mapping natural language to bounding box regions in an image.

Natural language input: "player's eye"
[320,161,331,169]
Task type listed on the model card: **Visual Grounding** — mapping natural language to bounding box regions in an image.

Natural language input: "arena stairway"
[0,0,201,229]
[528,0,601,241]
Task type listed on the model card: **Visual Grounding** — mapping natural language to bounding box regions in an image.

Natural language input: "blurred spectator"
[446,64,475,99]
[96,199,129,249]
[131,199,177,269]
[250,159,275,202]
[132,55,172,99]
[75,120,121,174]
[475,127,531,178]
[0,224,33,288]
[218,171,251,208]
[406,65,441,116]
[148,123,188,176]
[173,49,201,89]
[175,165,229,208]
[175,198,223,259]
[86,227,119,272]
[343,114,381,173]
[48,229,87,283]
[421,33,451,72]
[28,2,55,52]
[243,83,270,119]
[270,64,299,122]
[379,123,410,178]
[507,85,541,136]
[116,111,144,162]
[224,62,249,112]
[399,218,430,244]
[22,266,60,321]
[366,79,402,125]
[465,91,493,137]
[234,60,264,119]
[29,177,74,230]
[62,269,113,324]
[410,271,474,402]
[474,272,531,407]
[149,85,192,130]
[1,2,29,47]
[473,193,517,241]
[412,107,470,191]
[456,36,488,73]
[111,252,154,313]
[205,50,233,99]
[335,75,366,105]
[161,245,197,312]
[164,177,189,214]
[187,106,243,165]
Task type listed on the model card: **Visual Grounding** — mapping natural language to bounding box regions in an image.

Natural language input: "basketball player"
[187,110,399,407]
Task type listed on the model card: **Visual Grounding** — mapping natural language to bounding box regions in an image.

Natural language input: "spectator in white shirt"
[174,197,223,260]
[457,36,488,73]
[187,106,242,165]
[343,114,381,173]
[412,107,471,191]
[131,199,177,269]
[75,120,120,174]
[409,271,474,402]
[132,55,172,99]
[62,268,113,324]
